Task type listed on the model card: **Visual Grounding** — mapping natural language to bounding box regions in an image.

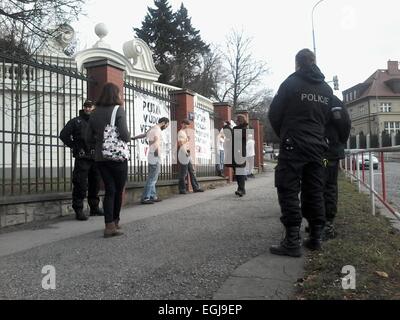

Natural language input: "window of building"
[359,105,366,115]
[353,90,357,99]
[349,92,353,101]
[384,121,400,134]
[380,102,392,113]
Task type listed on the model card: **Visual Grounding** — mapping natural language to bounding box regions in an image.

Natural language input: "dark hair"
[295,49,316,69]
[96,83,123,107]
[236,114,248,126]
[158,117,170,124]
[181,119,191,125]
[83,99,93,107]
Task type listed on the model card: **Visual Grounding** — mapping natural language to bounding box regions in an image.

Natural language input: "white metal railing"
[343,146,400,220]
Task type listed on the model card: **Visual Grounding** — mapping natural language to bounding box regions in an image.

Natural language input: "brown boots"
[104,222,123,238]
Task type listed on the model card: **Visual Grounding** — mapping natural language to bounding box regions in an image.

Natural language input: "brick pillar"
[84,59,125,103]
[170,90,196,192]
[213,103,233,182]
[250,119,262,173]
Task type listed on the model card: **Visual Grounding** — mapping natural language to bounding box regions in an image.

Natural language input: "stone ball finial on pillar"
[93,23,111,49]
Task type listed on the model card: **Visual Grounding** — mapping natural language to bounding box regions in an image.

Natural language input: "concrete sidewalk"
[0,163,305,300]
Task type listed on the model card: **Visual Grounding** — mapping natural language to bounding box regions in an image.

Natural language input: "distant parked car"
[264,146,273,154]
[357,153,379,170]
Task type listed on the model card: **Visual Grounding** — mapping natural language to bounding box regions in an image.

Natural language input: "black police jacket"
[324,96,351,160]
[59,110,95,160]
[268,64,333,162]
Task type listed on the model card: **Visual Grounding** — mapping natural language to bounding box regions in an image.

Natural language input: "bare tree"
[188,46,224,99]
[0,0,84,54]
[216,29,269,112]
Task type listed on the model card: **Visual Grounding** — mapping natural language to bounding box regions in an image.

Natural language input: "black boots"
[303,225,324,250]
[322,220,336,241]
[90,207,104,216]
[75,209,89,221]
[270,226,302,257]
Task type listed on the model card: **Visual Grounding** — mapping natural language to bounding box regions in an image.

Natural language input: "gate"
[0,51,91,198]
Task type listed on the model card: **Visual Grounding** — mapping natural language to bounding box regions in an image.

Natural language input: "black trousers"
[72,158,101,213]
[97,161,128,224]
[324,160,339,222]
[275,159,326,228]
[234,167,246,193]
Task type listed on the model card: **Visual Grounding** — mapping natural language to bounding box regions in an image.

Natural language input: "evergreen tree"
[134,1,210,87]
[134,0,176,84]
[171,3,209,88]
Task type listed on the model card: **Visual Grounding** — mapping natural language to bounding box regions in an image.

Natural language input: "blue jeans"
[142,160,161,200]
[218,150,224,172]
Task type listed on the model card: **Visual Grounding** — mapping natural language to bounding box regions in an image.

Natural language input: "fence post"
[213,102,233,182]
[356,134,360,149]
[250,118,262,174]
[391,132,396,146]
[369,150,376,216]
[84,59,125,103]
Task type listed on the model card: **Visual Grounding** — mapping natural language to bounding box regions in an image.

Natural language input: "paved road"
[0,163,304,300]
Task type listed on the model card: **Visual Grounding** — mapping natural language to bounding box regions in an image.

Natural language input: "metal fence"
[342,146,400,220]
[0,51,90,197]
[123,80,178,182]
[0,50,220,199]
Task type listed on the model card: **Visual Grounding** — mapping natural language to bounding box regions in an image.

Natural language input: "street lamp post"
[312,0,325,61]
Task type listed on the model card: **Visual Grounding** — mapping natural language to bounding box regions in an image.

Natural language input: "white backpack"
[102,106,130,162]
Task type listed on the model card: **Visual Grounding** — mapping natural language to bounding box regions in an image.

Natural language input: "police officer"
[304,96,351,240]
[59,99,103,221]
[268,49,333,257]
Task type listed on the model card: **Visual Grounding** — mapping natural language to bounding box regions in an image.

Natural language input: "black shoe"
[141,199,154,205]
[194,189,204,193]
[303,225,324,250]
[179,191,187,194]
[235,190,244,197]
[270,226,302,257]
[75,210,89,221]
[90,207,104,216]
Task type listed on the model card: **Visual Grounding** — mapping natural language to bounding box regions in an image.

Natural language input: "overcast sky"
[72,0,400,98]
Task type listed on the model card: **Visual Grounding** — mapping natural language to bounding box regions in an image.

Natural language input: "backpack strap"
[110,105,119,126]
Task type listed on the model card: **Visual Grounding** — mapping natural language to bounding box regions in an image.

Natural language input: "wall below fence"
[0,176,228,229]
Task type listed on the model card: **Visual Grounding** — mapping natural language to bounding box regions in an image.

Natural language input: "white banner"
[194,107,211,160]
[133,92,172,162]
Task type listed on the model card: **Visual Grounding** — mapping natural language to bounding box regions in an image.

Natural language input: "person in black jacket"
[59,99,103,221]
[86,83,130,238]
[303,96,351,240]
[225,115,248,197]
[268,49,334,257]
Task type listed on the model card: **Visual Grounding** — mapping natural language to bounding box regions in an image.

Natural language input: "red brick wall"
[86,65,124,103]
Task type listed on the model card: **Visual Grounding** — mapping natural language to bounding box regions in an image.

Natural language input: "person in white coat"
[246,133,256,178]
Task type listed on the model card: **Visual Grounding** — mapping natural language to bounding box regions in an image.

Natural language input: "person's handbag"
[102,105,130,162]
